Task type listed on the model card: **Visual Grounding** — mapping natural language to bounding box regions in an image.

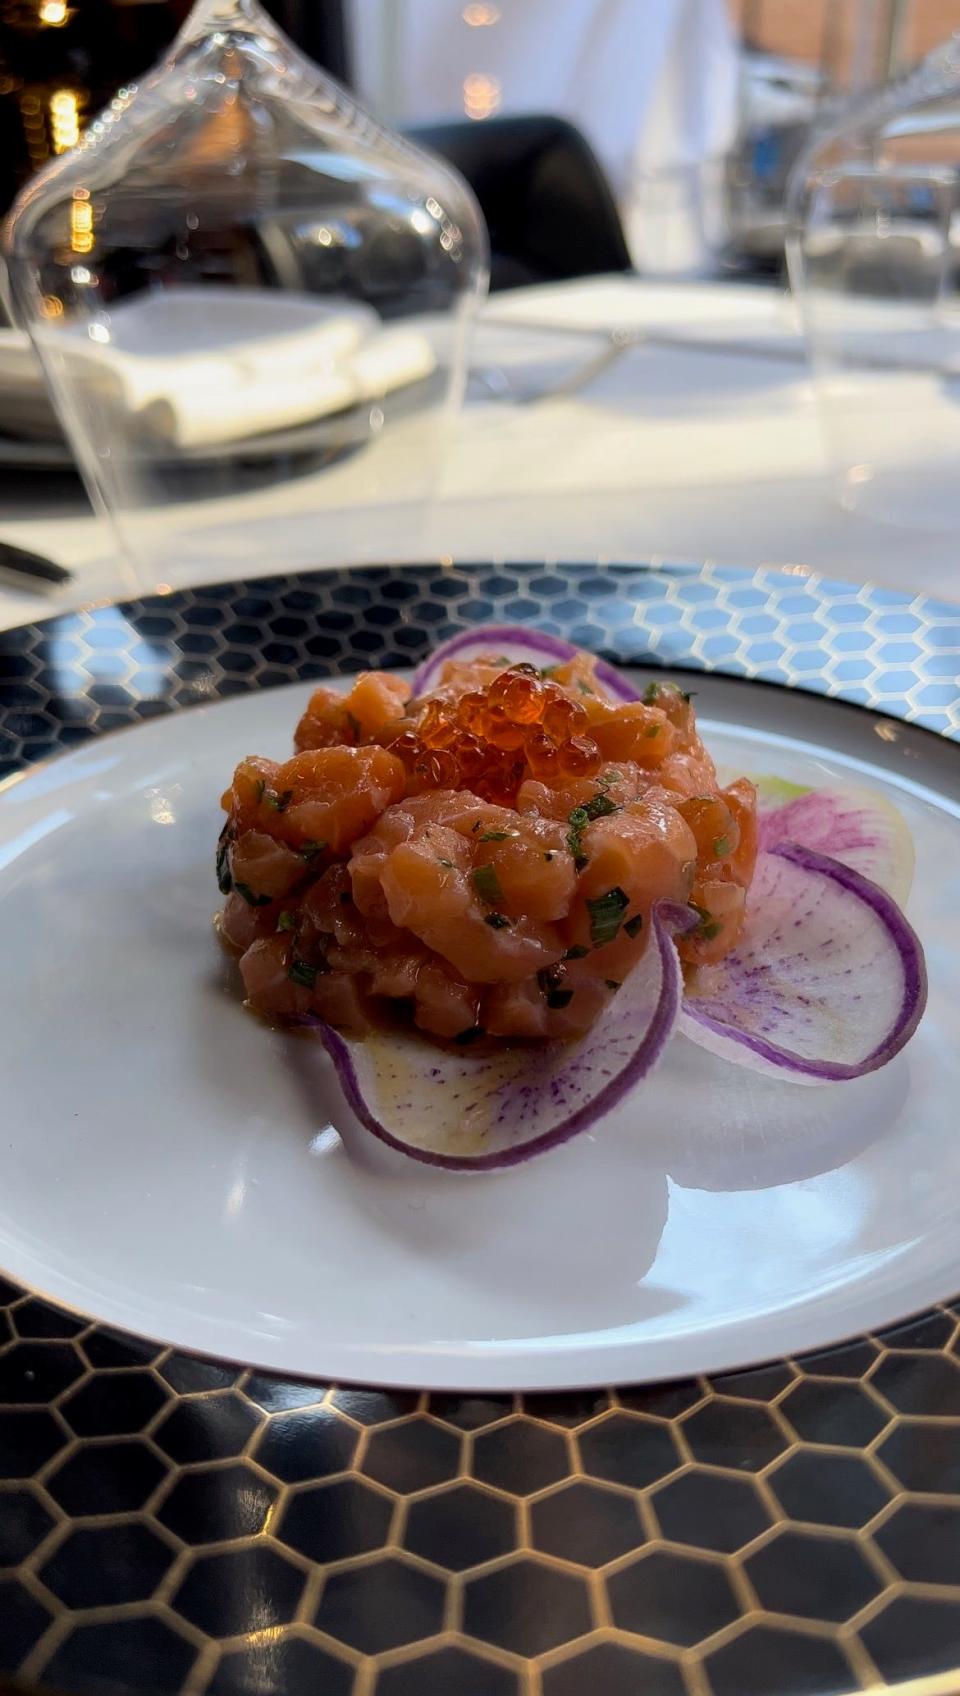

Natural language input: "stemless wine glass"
[2,0,488,591]
[787,31,960,534]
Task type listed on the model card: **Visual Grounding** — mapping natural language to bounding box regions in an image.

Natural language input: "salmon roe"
[216,649,758,1045]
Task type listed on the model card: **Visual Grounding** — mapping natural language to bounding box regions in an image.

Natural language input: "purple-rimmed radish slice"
[411,624,640,704]
[755,778,915,905]
[309,902,693,1169]
[679,842,927,1084]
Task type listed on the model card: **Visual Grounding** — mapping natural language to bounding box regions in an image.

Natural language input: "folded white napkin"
[36,287,439,450]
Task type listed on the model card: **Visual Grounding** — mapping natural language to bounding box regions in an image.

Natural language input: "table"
[1,557,960,1696]
[0,277,958,637]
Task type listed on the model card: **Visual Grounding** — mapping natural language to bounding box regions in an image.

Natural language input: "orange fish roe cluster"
[217,648,759,1046]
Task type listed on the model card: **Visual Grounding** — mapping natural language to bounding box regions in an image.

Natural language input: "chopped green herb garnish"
[254,778,266,803]
[437,857,455,869]
[478,829,517,842]
[689,901,722,942]
[299,840,328,860]
[624,913,644,939]
[713,835,731,859]
[288,959,318,988]
[539,664,560,680]
[216,824,233,894]
[276,910,297,932]
[564,945,589,960]
[642,682,660,704]
[586,886,629,947]
[484,912,511,929]
[598,769,621,788]
[235,881,272,908]
[566,804,589,864]
[577,680,593,696]
[345,710,362,743]
[454,1026,485,1045]
[472,864,504,905]
[605,980,621,991]
[265,788,293,813]
[537,966,573,1010]
[645,724,660,738]
[682,690,696,703]
[582,792,618,821]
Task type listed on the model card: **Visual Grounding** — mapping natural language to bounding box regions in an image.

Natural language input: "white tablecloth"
[0,275,958,633]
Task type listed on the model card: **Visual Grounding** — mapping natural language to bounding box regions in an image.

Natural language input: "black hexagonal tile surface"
[608,1550,741,1646]
[404,1483,517,1571]
[209,1633,354,1696]
[314,1558,445,1653]
[463,1558,592,1657]
[172,1545,306,1637]
[2,564,960,1696]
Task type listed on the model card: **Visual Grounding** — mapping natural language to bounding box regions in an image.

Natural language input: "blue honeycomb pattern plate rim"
[1,558,959,1696]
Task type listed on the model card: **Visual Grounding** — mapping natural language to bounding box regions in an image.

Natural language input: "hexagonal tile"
[362,1417,461,1492]
[428,1394,513,1430]
[472,1419,569,1495]
[870,1353,960,1416]
[404,1483,517,1570]
[376,1647,519,1696]
[11,1300,86,1340]
[173,1545,306,1637]
[875,1311,956,1350]
[608,1550,741,1647]
[681,1400,787,1472]
[254,1405,358,1483]
[521,1391,611,1427]
[705,1625,857,1696]
[542,1643,685,1696]
[779,1379,888,1447]
[46,1439,167,1516]
[0,1487,57,1565]
[463,1558,591,1657]
[0,1340,85,1403]
[40,1617,197,1694]
[531,1481,643,1567]
[794,1340,879,1379]
[157,1353,238,1394]
[209,1633,354,1696]
[617,1382,703,1419]
[39,1522,176,1608]
[315,1557,445,1652]
[861,1595,960,1684]
[877,1419,960,1493]
[61,1370,168,1436]
[708,1364,794,1401]
[769,1450,891,1529]
[0,1409,68,1477]
[330,1388,418,1424]
[744,1529,882,1622]
[0,1579,53,1669]
[578,1413,680,1489]
[874,1501,960,1585]
[153,1390,261,1462]
[242,1373,327,1413]
[157,1462,278,1542]
[652,1469,772,1552]
[277,1477,394,1562]
[80,1328,162,1369]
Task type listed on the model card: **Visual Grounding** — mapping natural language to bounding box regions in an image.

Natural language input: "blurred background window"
[2,0,960,276]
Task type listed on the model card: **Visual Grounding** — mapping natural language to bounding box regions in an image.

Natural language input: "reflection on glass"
[3,0,488,591]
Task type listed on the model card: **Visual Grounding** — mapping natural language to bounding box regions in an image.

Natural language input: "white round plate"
[1,676,959,1389]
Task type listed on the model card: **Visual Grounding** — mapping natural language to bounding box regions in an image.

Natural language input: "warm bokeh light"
[462,3,500,23]
[463,72,501,121]
[50,88,81,153]
[38,0,68,24]
[70,194,93,254]
[40,294,64,318]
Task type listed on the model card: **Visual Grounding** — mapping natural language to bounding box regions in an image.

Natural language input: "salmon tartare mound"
[216,643,758,1046]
